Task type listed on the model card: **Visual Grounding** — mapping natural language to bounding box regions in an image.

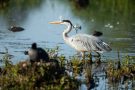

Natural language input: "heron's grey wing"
[68,34,95,52]
[68,34,111,53]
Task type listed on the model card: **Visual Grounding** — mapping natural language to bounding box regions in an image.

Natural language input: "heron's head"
[49,19,81,33]
[49,19,73,27]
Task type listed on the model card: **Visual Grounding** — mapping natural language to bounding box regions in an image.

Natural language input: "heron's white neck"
[63,23,72,41]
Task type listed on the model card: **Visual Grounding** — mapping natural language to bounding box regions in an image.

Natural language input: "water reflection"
[0,0,134,62]
[69,62,134,90]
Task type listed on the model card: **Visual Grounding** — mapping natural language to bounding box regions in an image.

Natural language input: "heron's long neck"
[63,24,72,41]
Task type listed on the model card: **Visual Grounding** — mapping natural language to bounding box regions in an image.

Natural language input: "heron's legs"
[81,52,85,60]
[75,51,81,59]
[88,53,92,64]
[95,52,101,64]
[81,52,86,68]
[96,52,100,58]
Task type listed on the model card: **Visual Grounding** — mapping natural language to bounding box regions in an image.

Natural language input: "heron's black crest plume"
[62,20,71,23]
[93,31,103,37]
[62,20,73,26]
[32,43,37,49]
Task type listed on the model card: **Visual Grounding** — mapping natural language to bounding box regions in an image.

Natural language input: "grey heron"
[49,20,112,61]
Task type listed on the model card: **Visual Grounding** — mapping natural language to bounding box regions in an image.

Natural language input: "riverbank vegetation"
[0,48,134,89]
[0,48,80,90]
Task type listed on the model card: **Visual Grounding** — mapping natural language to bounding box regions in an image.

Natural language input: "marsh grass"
[0,48,80,90]
[106,55,135,83]
[68,52,135,89]
[0,47,134,89]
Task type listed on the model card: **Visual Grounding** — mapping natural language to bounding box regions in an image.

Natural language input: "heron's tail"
[96,42,112,53]
[102,42,112,52]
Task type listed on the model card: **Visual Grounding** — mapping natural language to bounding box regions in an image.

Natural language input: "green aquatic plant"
[106,55,135,83]
[0,48,80,90]
[69,56,83,75]
[2,51,12,67]
[0,47,134,89]
[46,46,60,59]
[0,60,80,89]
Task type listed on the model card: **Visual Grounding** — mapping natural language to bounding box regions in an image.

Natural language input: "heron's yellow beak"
[49,21,62,24]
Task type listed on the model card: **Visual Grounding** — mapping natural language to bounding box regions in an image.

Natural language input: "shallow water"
[0,0,135,63]
[72,63,134,90]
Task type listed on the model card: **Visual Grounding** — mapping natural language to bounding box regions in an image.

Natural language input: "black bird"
[8,26,24,32]
[24,43,49,63]
[93,31,103,37]
[75,0,89,8]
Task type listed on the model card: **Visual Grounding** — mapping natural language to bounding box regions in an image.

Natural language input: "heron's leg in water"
[88,53,92,64]
[96,52,101,59]
[82,52,85,60]
[95,52,101,64]
[81,52,86,67]
[76,51,81,59]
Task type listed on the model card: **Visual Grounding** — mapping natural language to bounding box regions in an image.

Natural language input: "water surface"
[0,0,135,63]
